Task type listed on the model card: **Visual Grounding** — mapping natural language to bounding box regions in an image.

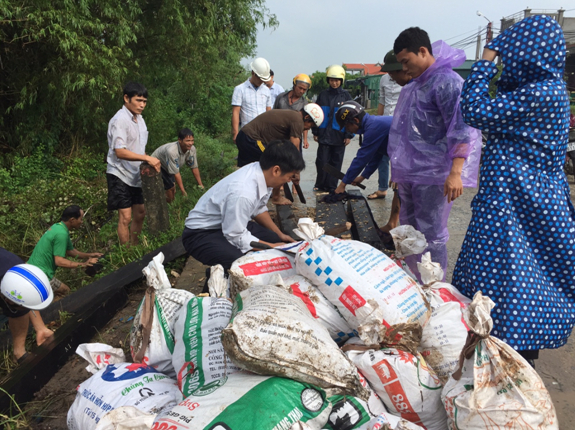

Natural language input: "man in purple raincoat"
[389,27,481,280]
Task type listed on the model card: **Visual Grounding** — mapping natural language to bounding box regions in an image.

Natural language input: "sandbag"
[359,412,424,430]
[172,296,240,397]
[152,372,333,430]
[228,248,297,296]
[416,253,471,383]
[284,274,356,344]
[222,285,368,399]
[130,253,194,377]
[76,343,126,375]
[67,363,182,430]
[96,407,156,430]
[442,292,558,430]
[344,338,447,430]
[324,371,386,430]
[294,231,429,346]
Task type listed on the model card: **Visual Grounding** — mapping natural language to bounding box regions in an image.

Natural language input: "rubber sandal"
[367,191,387,200]
[16,352,30,364]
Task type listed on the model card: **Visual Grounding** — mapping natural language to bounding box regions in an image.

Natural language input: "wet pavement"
[297,131,575,429]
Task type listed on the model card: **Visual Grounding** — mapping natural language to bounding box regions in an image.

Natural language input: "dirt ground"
[19,133,575,429]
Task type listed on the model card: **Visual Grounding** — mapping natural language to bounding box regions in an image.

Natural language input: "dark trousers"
[182,222,282,270]
[315,144,345,192]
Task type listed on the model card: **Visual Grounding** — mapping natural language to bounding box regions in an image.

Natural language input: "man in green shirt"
[28,205,103,298]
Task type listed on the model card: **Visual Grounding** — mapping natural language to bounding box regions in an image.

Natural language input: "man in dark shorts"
[152,128,204,203]
[235,103,323,204]
[0,248,54,363]
[183,140,304,271]
[106,82,161,245]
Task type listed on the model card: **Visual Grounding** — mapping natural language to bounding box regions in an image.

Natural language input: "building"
[342,64,384,77]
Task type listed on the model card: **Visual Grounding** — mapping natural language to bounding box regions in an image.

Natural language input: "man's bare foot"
[272,197,293,206]
[53,285,70,301]
[380,223,398,234]
[36,328,54,346]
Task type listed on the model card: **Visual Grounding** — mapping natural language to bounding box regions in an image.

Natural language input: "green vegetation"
[0,0,277,287]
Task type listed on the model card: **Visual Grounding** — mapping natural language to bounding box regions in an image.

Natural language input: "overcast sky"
[250,0,574,89]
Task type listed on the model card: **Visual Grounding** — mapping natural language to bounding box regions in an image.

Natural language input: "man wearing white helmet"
[0,248,54,364]
[231,57,273,143]
[235,103,324,205]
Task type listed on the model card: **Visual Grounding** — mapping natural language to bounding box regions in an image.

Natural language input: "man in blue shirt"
[333,101,399,234]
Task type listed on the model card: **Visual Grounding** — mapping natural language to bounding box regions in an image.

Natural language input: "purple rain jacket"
[388,40,482,187]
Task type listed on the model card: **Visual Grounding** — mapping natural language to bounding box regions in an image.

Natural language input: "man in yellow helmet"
[312,65,353,193]
[273,73,312,150]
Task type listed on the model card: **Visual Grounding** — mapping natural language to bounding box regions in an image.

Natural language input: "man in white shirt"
[265,70,285,106]
[182,140,303,271]
[106,82,161,245]
[152,128,204,203]
[369,50,409,200]
[231,57,273,143]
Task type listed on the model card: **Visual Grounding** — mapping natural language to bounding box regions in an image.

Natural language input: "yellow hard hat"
[326,65,346,84]
[293,73,312,89]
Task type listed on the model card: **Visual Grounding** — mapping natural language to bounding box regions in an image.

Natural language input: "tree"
[0,0,277,162]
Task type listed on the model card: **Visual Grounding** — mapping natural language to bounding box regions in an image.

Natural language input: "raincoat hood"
[487,15,566,92]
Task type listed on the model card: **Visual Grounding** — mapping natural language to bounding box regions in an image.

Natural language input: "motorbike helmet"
[1,264,53,310]
[326,65,346,84]
[293,73,312,89]
[250,57,272,82]
[335,101,365,129]
[302,103,325,127]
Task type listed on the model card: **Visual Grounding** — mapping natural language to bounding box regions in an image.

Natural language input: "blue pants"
[377,154,390,192]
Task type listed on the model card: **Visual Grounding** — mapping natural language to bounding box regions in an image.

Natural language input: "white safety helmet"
[303,103,325,127]
[250,57,272,82]
[1,264,53,310]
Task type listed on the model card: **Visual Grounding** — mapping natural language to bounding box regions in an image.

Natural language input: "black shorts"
[0,297,29,318]
[236,130,265,167]
[161,168,175,191]
[106,173,144,211]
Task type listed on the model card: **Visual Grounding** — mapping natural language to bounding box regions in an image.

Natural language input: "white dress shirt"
[231,79,272,128]
[106,106,149,187]
[378,74,402,116]
[184,162,272,252]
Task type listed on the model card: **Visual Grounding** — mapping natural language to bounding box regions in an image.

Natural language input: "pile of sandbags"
[68,221,559,430]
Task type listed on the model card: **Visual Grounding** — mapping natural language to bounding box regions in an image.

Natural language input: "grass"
[0,387,30,430]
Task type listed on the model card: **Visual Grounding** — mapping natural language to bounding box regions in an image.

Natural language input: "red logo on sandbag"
[339,286,366,316]
[291,283,318,318]
[239,257,292,276]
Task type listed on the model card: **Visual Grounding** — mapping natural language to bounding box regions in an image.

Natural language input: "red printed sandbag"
[228,248,297,296]
[344,338,447,430]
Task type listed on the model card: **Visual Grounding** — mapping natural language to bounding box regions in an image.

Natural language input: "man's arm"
[191,168,204,188]
[303,132,309,149]
[66,249,102,259]
[444,157,464,203]
[289,136,301,149]
[57,254,99,268]
[231,106,241,142]
[174,173,187,196]
[253,211,295,244]
[114,148,161,172]
[377,104,384,116]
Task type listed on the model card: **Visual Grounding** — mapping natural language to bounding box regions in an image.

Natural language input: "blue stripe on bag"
[8,266,49,301]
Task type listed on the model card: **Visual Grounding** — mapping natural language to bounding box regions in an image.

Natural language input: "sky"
[249,0,574,89]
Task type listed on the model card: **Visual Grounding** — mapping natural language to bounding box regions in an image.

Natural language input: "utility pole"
[486,22,493,44]
[475,26,482,60]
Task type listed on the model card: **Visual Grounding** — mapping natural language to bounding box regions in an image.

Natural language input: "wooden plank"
[348,198,384,250]
[0,237,185,349]
[315,195,350,238]
[275,205,298,238]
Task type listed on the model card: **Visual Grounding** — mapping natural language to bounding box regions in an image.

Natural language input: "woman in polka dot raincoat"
[453,14,575,363]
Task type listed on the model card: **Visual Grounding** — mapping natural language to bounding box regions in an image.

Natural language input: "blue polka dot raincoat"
[453,15,575,351]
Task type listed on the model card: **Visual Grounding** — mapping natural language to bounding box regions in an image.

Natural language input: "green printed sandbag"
[324,371,386,430]
[171,296,240,397]
[152,372,332,430]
